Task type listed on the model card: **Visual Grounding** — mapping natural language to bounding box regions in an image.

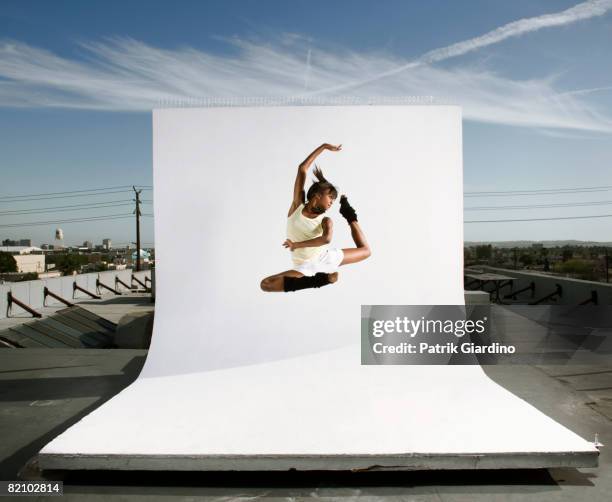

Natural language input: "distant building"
[83,240,93,249]
[0,246,45,273]
[102,238,112,250]
[131,249,151,261]
[1,239,32,246]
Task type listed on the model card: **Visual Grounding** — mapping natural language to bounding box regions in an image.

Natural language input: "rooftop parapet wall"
[480,266,612,305]
[0,270,152,320]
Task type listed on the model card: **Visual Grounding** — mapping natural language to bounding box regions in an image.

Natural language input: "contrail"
[302,0,612,96]
[556,85,612,97]
[304,48,312,91]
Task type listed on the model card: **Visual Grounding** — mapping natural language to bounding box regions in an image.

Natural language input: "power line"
[1,202,131,215]
[0,185,152,200]
[0,200,152,215]
[0,214,138,228]
[465,185,612,197]
[0,189,152,204]
[465,214,612,223]
[465,200,612,211]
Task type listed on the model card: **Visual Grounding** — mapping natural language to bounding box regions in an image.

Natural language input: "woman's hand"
[324,143,342,152]
[283,239,298,251]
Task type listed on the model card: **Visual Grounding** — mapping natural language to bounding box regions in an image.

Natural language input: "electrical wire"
[0,200,152,215]
[1,202,131,215]
[0,185,152,200]
[0,214,138,228]
[465,186,612,197]
[465,200,612,211]
[0,189,151,203]
[3,183,612,227]
[465,214,612,223]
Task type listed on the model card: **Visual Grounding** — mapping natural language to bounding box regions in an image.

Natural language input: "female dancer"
[260,143,371,293]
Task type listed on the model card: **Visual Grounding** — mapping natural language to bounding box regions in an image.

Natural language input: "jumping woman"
[260,143,371,293]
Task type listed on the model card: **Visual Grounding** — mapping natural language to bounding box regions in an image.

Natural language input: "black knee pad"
[283,273,331,292]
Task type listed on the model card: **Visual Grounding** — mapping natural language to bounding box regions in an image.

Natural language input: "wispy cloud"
[0,1,611,133]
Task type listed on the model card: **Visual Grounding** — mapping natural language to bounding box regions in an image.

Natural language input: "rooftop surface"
[0,295,611,500]
[0,246,43,253]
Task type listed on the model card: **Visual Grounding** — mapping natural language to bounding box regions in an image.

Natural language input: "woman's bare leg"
[338,195,371,266]
[340,221,371,265]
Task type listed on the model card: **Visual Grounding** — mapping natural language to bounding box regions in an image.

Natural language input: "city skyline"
[1,237,151,249]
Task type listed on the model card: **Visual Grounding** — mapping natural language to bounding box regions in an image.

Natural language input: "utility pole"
[133,186,142,272]
[606,248,609,283]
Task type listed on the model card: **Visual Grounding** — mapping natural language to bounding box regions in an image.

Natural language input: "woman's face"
[312,190,336,214]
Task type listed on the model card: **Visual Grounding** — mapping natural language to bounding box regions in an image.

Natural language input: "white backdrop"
[144,105,464,377]
[38,106,597,470]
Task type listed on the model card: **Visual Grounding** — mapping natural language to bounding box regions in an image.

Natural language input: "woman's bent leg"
[340,221,371,266]
[260,270,304,292]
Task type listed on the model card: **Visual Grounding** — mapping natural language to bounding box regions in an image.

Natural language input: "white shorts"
[293,248,344,277]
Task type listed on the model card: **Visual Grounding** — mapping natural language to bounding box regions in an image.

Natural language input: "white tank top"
[286,204,328,265]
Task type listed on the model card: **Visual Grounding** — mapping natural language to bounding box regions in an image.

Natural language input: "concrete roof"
[0,246,43,254]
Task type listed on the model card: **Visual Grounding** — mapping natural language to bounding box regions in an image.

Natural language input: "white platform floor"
[39,344,598,470]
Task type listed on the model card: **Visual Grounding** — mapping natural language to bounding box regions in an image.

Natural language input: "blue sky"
[1,0,612,246]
